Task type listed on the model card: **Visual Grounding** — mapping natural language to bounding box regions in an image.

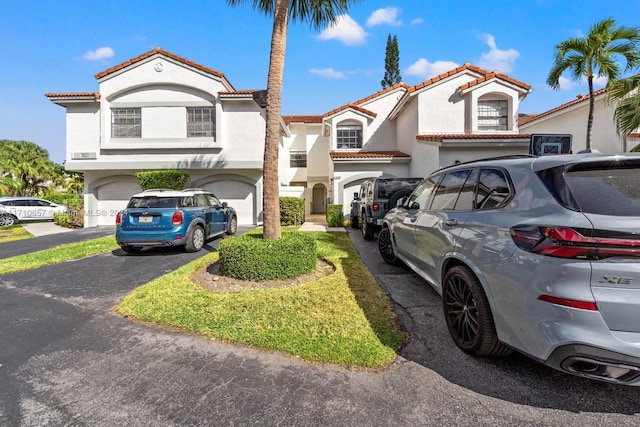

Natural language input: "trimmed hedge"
[218,232,317,281]
[326,204,343,227]
[137,170,190,190]
[53,196,84,228]
[280,196,305,226]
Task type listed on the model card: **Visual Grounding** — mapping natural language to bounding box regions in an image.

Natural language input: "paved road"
[1,227,639,425]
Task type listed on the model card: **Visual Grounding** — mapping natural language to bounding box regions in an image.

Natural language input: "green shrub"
[53,196,84,228]
[137,170,190,190]
[280,196,305,225]
[218,232,317,281]
[326,204,344,227]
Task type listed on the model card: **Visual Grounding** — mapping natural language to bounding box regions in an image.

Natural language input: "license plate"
[139,216,152,223]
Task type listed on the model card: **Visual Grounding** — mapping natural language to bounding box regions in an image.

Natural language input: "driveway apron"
[1,228,640,425]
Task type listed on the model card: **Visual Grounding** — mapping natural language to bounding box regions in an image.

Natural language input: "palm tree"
[226,0,360,240]
[547,18,640,150]
[0,140,60,196]
[607,74,640,140]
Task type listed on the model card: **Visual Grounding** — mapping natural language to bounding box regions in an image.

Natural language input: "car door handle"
[445,219,458,227]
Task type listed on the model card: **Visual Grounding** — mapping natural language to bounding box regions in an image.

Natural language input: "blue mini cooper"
[116,188,237,253]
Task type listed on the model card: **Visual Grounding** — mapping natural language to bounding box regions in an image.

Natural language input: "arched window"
[337,124,362,149]
[477,99,508,131]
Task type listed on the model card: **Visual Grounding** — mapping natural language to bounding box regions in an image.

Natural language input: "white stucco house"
[519,87,640,153]
[49,47,633,228]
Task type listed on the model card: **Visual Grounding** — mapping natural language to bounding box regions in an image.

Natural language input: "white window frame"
[337,124,363,149]
[477,100,508,131]
[187,107,215,138]
[111,108,141,138]
[290,151,307,167]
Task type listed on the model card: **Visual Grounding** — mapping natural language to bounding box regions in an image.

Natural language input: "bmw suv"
[378,153,640,385]
[116,188,237,253]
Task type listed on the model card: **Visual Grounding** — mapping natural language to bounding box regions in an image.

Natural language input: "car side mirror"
[222,202,228,208]
[409,202,420,210]
[353,192,359,199]
[396,197,408,207]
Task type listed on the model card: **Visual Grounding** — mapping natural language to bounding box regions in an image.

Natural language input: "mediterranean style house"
[46,47,633,227]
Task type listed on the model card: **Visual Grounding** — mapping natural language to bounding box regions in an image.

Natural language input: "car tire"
[388,189,412,210]
[0,214,17,226]
[120,245,142,254]
[442,265,512,357]
[226,216,237,235]
[378,227,401,265]
[361,212,375,240]
[350,214,359,229]
[185,225,206,252]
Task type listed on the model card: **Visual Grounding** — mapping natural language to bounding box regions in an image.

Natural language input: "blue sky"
[2,0,640,164]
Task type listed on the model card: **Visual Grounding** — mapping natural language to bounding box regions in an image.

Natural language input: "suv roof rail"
[182,188,206,192]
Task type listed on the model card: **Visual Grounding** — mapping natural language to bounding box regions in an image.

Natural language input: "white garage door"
[202,181,255,225]
[96,180,142,226]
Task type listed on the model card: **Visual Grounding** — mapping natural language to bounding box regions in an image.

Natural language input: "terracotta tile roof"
[521,88,608,126]
[407,63,489,94]
[349,82,410,106]
[45,92,101,100]
[629,133,640,138]
[219,89,261,95]
[458,71,531,92]
[518,114,539,126]
[282,115,324,125]
[330,150,411,160]
[324,103,377,119]
[94,47,235,91]
[417,134,530,142]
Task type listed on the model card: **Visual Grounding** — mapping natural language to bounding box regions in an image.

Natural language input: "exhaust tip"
[562,356,640,383]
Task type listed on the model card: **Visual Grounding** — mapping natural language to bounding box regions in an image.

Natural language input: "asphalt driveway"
[1,227,640,425]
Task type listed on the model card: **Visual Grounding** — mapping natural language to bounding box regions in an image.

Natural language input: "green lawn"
[0,236,120,275]
[0,225,33,244]
[117,231,405,368]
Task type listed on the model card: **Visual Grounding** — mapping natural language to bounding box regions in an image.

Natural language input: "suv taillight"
[115,212,122,227]
[372,202,380,211]
[510,226,640,259]
[172,211,183,225]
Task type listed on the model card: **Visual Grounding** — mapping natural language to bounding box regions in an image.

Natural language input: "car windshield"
[376,179,423,198]
[127,197,180,209]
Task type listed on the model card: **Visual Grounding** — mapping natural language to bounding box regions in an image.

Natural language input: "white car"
[0,197,68,226]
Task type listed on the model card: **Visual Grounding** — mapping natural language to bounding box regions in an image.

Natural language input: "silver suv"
[378,153,640,385]
[0,197,68,226]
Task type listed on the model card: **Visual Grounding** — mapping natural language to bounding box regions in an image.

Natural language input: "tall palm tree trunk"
[586,75,595,150]
[262,0,289,240]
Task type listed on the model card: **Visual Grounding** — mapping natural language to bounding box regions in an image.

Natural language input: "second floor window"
[187,107,215,137]
[112,108,141,138]
[478,100,508,131]
[337,124,362,149]
[290,151,307,167]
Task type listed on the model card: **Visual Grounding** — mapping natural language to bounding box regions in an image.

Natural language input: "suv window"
[562,166,640,216]
[127,197,179,209]
[376,178,424,198]
[407,176,439,210]
[476,169,511,210]
[431,170,472,210]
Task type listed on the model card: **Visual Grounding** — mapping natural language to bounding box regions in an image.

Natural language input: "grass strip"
[117,231,405,368]
[0,236,119,275]
[0,225,33,244]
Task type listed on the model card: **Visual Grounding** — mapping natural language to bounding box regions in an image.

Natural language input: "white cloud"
[82,46,115,60]
[318,15,368,46]
[405,58,460,80]
[592,74,608,87]
[366,7,402,27]
[309,68,347,80]
[410,17,424,25]
[477,33,519,73]
[557,76,574,90]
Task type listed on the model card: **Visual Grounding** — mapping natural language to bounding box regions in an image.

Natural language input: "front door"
[312,184,326,214]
